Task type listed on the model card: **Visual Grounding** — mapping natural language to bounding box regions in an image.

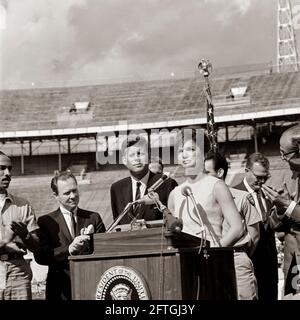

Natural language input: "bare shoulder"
[213,178,228,191]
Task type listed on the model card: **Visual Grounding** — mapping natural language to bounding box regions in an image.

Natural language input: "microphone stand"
[106,202,135,233]
[187,193,206,235]
[147,192,183,233]
[181,187,208,244]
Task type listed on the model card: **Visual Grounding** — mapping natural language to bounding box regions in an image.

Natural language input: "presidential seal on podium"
[95,266,151,300]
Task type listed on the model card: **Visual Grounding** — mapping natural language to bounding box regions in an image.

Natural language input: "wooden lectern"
[69,226,237,300]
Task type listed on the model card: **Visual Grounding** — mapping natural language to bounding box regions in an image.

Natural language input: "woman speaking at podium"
[168,127,243,248]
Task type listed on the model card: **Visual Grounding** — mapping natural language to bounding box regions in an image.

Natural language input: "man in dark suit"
[110,134,177,224]
[234,153,278,300]
[263,124,300,296]
[34,171,106,300]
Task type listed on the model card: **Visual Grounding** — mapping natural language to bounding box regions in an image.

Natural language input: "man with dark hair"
[34,171,106,300]
[0,151,39,300]
[110,134,177,224]
[204,151,260,300]
[234,152,278,300]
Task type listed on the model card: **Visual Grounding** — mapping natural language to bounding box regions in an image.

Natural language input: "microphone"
[133,193,156,205]
[147,191,182,233]
[181,185,193,197]
[147,172,170,193]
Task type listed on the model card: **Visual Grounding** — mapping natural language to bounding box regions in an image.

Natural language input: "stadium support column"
[20,140,24,175]
[95,135,99,171]
[29,140,32,157]
[253,122,258,153]
[147,130,151,160]
[58,139,62,171]
[225,126,229,143]
[68,138,71,154]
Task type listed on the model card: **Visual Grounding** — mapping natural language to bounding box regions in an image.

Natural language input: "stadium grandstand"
[1,61,298,299]
[1,0,299,301]
[1,62,299,227]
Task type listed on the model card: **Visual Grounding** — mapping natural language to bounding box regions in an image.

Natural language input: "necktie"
[133,182,141,216]
[71,212,77,238]
[256,190,267,222]
[135,181,141,202]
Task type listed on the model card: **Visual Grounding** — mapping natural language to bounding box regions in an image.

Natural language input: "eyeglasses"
[247,168,270,181]
[280,149,299,162]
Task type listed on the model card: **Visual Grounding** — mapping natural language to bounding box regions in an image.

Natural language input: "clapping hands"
[69,234,90,255]
[10,221,29,240]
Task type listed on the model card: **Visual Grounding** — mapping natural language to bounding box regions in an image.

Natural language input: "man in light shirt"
[204,151,260,300]
[34,171,106,300]
[0,151,39,300]
[234,153,278,300]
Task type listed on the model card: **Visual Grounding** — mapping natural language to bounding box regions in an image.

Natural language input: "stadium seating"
[1,71,300,132]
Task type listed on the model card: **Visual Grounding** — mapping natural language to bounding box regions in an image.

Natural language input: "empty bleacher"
[1,71,300,133]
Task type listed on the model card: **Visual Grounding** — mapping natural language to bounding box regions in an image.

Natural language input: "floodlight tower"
[277,0,299,72]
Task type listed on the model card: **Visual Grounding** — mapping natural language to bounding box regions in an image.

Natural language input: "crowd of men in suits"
[0,124,300,300]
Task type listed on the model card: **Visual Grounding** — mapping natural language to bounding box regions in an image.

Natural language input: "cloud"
[233,0,251,15]
[0,0,277,89]
[205,0,252,25]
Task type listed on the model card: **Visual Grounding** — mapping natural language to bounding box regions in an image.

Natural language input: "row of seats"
[1,71,300,131]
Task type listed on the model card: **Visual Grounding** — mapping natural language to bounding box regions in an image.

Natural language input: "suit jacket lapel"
[124,177,133,206]
[76,208,86,235]
[122,178,133,218]
[295,176,300,203]
[146,171,156,191]
[240,181,248,192]
[55,209,73,242]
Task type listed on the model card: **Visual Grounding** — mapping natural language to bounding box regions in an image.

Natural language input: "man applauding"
[0,151,39,300]
[34,171,106,300]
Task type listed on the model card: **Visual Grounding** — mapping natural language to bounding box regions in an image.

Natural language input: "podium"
[69,227,237,300]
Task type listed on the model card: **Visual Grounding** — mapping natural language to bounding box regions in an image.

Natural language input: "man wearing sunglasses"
[263,124,300,297]
[234,153,278,300]
[0,151,39,300]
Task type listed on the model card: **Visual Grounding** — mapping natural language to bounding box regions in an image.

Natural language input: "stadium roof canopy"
[1,70,300,141]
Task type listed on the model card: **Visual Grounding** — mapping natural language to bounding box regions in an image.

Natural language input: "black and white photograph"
[0,0,300,307]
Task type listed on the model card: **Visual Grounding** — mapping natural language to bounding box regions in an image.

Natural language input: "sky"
[0,0,298,89]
